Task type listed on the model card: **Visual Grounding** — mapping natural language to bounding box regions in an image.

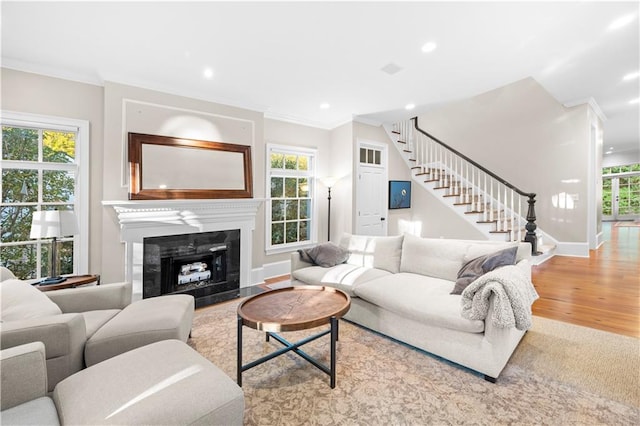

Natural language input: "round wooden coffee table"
[237,285,351,388]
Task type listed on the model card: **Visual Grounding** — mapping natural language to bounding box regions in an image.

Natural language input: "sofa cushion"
[81,309,121,339]
[0,279,62,322]
[339,233,403,273]
[353,273,485,333]
[371,235,404,273]
[300,242,350,267]
[340,233,370,266]
[463,241,519,263]
[54,340,244,426]
[1,397,60,425]
[452,246,519,295]
[84,294,194,367]
[292,264,392,296]
[400,234,469,281]
[1,266,17,282]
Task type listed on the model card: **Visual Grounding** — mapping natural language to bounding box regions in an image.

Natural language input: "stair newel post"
[524,194,538,254]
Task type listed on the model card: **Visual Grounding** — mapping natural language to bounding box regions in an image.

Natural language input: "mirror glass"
[141,144,246,190]
[128,133,253,200]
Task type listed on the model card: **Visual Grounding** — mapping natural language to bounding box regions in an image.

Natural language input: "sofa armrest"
[515,258,531,278]
[0,342,48,410]
[1,314,87,391]
[46,281,132,312]
[0,314,86,359]
[290,251,313,274]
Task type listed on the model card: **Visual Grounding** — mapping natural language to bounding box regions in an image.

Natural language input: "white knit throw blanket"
[460,265,539,330]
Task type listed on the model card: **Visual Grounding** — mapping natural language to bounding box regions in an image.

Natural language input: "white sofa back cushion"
[339,234,404,273]
[464,241,528,264]
[340,233,369,267]
[1,267,17,282]
[0,279,62,322]
[371,235,404,273]
[400,234,469,281]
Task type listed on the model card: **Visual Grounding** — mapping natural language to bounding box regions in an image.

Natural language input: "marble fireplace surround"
[103,199,263,300]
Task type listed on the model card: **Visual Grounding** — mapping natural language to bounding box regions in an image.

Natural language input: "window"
[266,144,316,252]
[1,112,88,279]
[359,147,382,165]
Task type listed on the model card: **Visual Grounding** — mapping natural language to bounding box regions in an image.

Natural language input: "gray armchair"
[1,341,245,425]
[0,276,194,391]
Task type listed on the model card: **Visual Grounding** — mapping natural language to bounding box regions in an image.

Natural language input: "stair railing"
[394,117,538,254]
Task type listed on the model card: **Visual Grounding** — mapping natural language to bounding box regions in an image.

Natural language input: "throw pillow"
[301,242,350,268]
[371,235,404,273]
[451,246,518,295]
[298,249,314,264]
[1,279,63,321]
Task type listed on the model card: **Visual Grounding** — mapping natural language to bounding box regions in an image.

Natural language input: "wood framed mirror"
[128,133,253,200]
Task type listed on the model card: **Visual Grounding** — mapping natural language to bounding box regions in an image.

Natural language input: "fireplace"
[103,199,262,302]
[143,230,240,307]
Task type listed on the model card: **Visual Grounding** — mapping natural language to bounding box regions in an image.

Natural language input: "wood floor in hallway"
[532,222,639,338]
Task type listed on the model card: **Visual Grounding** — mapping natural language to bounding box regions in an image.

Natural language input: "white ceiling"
[2,1,639,154]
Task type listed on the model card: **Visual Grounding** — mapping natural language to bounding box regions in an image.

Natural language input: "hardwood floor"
[532,222,640,338]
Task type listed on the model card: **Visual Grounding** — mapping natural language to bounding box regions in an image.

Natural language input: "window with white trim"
[266,144,316,252]
[1,112,89,279]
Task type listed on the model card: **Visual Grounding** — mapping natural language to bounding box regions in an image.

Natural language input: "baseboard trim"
[250,259,291,286]
[554,242,589,257]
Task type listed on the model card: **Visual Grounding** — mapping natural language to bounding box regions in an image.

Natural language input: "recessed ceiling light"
[629,98,640,105]
[203,67,214,79]
[405,103,415,110]
[319,103,330,109]
[608,14,635,31]
[421,42,437,53]
[623,71,640,81]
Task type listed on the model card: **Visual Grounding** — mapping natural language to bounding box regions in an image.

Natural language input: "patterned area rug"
[189,300,639,425]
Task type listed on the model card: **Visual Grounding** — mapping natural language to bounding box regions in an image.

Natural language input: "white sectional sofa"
[291,233,537,381]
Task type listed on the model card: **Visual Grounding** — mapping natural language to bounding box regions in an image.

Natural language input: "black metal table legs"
[237,315,339,388]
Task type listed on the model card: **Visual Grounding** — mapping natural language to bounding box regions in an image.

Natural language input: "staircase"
[385,117,555,259]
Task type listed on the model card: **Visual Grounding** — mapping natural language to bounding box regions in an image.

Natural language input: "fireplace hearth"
[143,229,240,307]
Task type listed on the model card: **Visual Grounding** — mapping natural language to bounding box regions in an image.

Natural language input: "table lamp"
[30,210,79,282]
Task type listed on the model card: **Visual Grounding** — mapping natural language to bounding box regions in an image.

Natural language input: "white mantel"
[103,199,263,299]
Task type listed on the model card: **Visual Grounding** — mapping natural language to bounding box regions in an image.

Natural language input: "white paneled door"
[356,140,387,236]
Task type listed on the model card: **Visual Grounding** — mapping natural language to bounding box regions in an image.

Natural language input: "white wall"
[602,151,640,168]
[263,118,331,260]
[329,122,354,241]
[352,121,487,239]
[1,68,105,274]
[415,77,594,244]
[101,82,265,283]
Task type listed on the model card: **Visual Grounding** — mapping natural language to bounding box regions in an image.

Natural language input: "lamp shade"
[320,176,339,188]
[30,210,79,239]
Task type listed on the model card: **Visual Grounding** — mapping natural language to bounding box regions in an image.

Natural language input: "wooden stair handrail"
[406,117,540,254]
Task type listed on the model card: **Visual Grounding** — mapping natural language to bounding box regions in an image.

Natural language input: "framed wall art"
[388,180,411,209]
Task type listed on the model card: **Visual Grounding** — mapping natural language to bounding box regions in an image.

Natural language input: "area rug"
[189,300,639,425]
